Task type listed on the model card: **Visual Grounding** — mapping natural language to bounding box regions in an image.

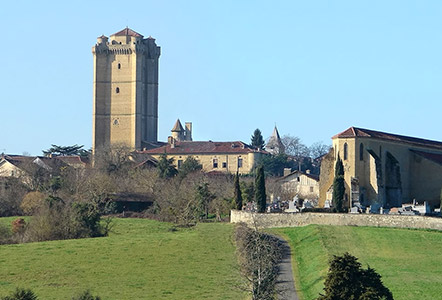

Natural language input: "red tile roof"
[333,127,442,150]
[112,27,143,37]
[140,141,268,155]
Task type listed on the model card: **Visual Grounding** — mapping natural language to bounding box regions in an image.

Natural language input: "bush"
[21,192,47,215]
[1,288,38,300]
[24,200,110,242]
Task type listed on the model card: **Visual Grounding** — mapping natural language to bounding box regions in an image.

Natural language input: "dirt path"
[276,237,299,300]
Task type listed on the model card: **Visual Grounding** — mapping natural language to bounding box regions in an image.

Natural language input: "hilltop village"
[1,27,442,216]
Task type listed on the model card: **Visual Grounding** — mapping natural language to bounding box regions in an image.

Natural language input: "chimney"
[283,168,292,177]
[185,122,192,141]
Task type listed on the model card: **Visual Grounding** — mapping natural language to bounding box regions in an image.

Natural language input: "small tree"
[195,182,215,220]
[157,153,178,179]
[318,252,393,300]
[332,154,345,212]
[255,165,267,213]
[251,129,265,150]
[233,171,243,210]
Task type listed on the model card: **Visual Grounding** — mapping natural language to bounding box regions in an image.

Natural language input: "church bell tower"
[92,27,160,152]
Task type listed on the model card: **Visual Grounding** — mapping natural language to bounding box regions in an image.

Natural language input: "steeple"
[267,126,285,155]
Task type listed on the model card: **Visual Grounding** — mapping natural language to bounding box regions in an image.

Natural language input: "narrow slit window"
[116,87,120,93]
[118,63,121,69]
[343,143,348,160]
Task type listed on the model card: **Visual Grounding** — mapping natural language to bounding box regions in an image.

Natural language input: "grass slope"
[273,225,442,300]
[0,218,246,300]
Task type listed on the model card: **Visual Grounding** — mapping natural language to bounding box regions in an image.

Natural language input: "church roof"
[141,141,268,155]
[333,127,442,151]
[111,27,143,37]
[171,119,184,132]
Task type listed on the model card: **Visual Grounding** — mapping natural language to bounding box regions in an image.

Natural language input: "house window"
[310,186,314,193]
[343,143,348,160]
[116,87,120,93]
[177,160,183,169]
[359,143,364,161]
[213,158,218,168]
[237,158,243,168]
[297,177,300,182]
[118,63,121,69]
[222,162,227,168]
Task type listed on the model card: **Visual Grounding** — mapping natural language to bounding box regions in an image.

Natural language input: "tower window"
[118,63,121,69]
[116,87,120,93]
[343,143,348,160]
[359,143,364,161]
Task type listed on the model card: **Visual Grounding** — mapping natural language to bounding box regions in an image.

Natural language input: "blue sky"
[1,1,442,155]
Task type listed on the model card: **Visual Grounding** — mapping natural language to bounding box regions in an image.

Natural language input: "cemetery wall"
[230,210,442,231]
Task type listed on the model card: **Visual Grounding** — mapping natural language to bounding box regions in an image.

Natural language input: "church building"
[319,127,442,209]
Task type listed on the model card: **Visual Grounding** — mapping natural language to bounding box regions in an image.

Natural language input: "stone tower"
[92,27,161,152]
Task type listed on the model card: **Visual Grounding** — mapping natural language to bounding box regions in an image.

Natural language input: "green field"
[273,225,442,300]
[0,218,246,299]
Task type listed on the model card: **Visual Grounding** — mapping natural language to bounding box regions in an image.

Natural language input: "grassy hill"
[272,225,442,300]
[0,218,246,299]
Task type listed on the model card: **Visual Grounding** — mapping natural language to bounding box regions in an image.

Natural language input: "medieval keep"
[92,28,161,153]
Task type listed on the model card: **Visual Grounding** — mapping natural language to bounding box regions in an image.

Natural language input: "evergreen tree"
[42,144,89,157]
[178,156,202,179]
[318,252,393,300]
[251,129,265,150]
[157,153,178,179]
[255,165,267,213]
[233,171,243,210]
[332,154,345,212]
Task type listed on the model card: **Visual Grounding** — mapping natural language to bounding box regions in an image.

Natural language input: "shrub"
[21,192,47,215]
[1,288,38,300]
[11,218,26,234]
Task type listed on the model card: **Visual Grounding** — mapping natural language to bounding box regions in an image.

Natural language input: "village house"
[278,169,320,200]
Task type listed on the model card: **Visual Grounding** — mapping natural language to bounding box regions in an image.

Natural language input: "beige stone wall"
[150,152,264,175]
[230,210,442,231]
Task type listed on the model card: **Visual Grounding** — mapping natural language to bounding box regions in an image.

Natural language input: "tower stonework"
[92,28,160,152]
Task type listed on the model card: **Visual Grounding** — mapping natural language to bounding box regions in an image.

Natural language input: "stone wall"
[230,210,442,231]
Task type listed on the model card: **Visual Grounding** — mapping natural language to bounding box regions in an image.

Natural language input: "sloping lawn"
[272,225,442,300]
[0,218,246,299]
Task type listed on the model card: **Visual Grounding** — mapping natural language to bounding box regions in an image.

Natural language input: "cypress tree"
[234,171,243,210]
[255,165,267,213]
[332,154,345,212]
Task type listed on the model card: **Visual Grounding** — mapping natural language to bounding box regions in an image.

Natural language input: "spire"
[171,119,184,132]
[267,126,285,155]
